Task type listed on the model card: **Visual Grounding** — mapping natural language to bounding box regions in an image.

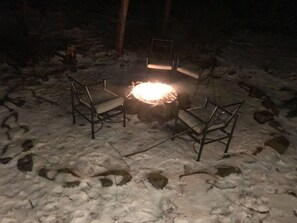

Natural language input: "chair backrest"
[203,98,243,132]
[148,38,174,61]
[67,74,93,106]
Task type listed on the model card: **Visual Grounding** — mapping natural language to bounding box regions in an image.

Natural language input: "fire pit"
[125,82,179,123]
[131,82,177,105]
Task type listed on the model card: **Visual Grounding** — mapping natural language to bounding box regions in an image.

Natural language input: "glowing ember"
[131,82,177,105]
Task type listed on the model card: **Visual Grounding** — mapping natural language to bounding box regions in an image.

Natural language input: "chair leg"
[91,111,95,139]
[171,117,179,140]
[123,108,126,127]
[70,91,76,124]
[206,66,214,88]
[72,107,76,124]
[224,116,238,153]
[194,79,199,95]
[197,135,206,161]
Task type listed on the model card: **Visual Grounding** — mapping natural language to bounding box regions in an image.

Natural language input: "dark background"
[0,0,296,67]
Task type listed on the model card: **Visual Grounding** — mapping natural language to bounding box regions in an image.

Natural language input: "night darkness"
[1,1,297,222]
[0,0,297,67]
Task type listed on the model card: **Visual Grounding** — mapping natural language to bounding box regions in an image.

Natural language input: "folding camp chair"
[176,45,218,95]
[174,98,243,161]
[146,38,175,74]
[67,74,126,139]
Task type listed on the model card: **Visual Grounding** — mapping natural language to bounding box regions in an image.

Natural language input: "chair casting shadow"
[67,74,126,139]
[176,44,219,95]
[174,97,244,161]
[146,38,175,80]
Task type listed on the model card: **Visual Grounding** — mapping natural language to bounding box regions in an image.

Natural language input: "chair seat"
[80,86,124,114]
[176,65,209,79]
[146,38,174,73]
[94,97,124,114]
[178,107,226,134]
[67,74,126,139]
[178,109,203,134]
[175,98,243,161]
[147,63,173,71]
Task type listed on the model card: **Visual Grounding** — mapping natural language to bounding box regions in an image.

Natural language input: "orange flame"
[131,82,177,105]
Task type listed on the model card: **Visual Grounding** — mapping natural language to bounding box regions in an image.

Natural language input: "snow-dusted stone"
[8,126,28,140]
[238,81,267,99]
[262,97,279,116]
[264,136,290,154]
[38,168,81,187]
[207,179,236,189]
[147,173,168,190]
[4,101,17,110]
[253,110,274,124]
[0,157,12,164]
[0,105,9,115]
[215,165,242,177]
[252,147,264,156]
[17,154,33,172]
[284,96,297,118]
[238,195,270,214]
[93,170,132,186]
[100,178,113,187]
[268,120,287,133]
[210,206,230,216]
[159,197,176,215]
[38,168,57,180]
[21,139,34,152]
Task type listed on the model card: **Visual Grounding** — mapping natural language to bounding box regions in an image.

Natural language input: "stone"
[147,173,168,189]
[215,165,242,177]
[21,139,34,152]
[249,86,267,99]
[283,96,297,118]
[17,154,33,172]
[100,178,113,187]
[0,157,12,164]
[254,110,274,124]
[269,120,287,133]
[262,97,279,116]
[64,181,80,188]
[252,147,264,156]
[264,136,290,154]
[93,170,132,186]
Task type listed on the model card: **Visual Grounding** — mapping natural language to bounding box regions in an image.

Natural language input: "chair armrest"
[185,106,204,111]
[104,88,120,97]
[86,79,106,88]
[179,107,207,124]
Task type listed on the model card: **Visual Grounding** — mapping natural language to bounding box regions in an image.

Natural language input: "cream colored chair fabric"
[175,98,243,161]
[146,38,175,73]
[67,74,126,139]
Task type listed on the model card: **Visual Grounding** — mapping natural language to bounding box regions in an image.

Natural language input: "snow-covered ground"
[1,24,297,223]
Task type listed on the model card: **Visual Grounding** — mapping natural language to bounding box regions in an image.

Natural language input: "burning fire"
[131,82,177,105]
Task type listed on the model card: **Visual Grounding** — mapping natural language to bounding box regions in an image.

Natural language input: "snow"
[1,26,297,223]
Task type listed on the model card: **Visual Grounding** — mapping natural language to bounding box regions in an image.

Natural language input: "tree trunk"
[116,0,129,56]
[162,0,172,33]
[23,0,29,32]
